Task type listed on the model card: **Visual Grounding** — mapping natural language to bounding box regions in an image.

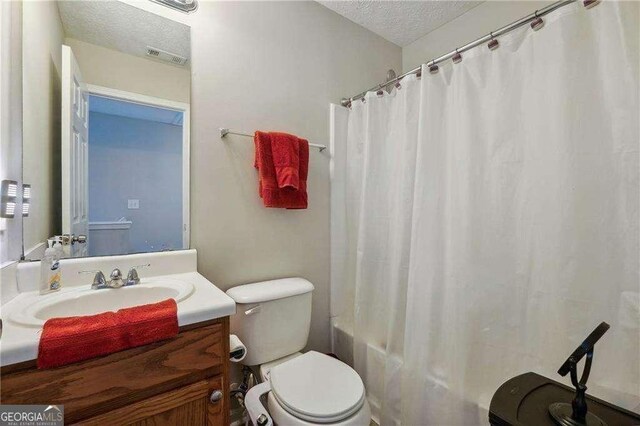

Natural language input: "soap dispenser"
[53,236,65,260]
[40,239,62,294]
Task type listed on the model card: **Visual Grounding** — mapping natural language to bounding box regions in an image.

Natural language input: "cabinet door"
[206,375,226,426]
[74,376,226,426]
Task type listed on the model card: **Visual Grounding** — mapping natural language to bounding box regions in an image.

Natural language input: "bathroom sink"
[9,278,194,328]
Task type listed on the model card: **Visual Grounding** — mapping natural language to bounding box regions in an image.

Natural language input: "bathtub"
[330,317,490,426]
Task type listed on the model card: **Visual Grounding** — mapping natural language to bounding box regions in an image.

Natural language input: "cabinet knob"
[210,390,223,404]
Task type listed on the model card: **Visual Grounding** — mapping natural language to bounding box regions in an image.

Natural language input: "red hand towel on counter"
[254,131,308,209]
[37,299,178,369]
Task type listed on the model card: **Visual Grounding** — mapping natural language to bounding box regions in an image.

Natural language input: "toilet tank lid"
[226,278,314,304]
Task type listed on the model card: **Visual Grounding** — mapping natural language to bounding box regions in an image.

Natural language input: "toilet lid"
[269,351,366,423]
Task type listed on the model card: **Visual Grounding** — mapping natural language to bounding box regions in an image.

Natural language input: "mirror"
[21,0,191,260]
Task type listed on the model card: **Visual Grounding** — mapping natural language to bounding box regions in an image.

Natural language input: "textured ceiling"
[57,1,190,66]
[316,0,482,47]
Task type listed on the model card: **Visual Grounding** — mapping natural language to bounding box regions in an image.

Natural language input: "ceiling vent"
[145,46,188,66]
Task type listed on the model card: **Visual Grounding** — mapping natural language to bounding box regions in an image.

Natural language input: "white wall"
[65,38,190,104]
[188,1,401,353]
[1,1,23,267]
[403,1,552,72]
[21,0,63,255]
[88,111,183,253]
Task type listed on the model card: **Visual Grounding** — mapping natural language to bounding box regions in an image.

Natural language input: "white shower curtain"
[334,2,639,424]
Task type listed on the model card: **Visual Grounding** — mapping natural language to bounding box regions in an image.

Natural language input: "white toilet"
[226,278,371,426]
[87,220,132,256]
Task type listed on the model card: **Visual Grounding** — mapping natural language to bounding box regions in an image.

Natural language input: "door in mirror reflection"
[60,44,188,258]
[85,92,188,257]
[61,45,89,257]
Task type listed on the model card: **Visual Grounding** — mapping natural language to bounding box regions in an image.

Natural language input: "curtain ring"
[488,32,499,51]
[583,0,601,9]
[429,61,439,75]
[452,48,463,64]
[531,10,545,31]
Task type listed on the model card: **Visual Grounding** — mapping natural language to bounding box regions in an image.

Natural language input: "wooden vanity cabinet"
[74,376,225,425]
[0,317,230,425]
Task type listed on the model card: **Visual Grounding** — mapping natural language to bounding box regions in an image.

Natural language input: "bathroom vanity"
[1,319,229,425]
[0,250,236,425]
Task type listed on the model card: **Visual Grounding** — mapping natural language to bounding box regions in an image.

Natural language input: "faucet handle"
[79,270,107,289]
[126,264,150,286]
[126,268,140,285]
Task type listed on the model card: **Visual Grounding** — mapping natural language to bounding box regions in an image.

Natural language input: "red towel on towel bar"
[254,131,308,209]
[272,132,301,190]
[37,299,179,369]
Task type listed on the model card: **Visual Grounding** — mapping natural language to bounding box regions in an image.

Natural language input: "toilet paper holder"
[229,334,247,362]
[230,347,245,360]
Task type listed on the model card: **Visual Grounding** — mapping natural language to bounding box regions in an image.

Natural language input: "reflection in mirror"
[22,1,190,260]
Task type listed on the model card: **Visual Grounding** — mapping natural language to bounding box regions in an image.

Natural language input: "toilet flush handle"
[244,304,261,316]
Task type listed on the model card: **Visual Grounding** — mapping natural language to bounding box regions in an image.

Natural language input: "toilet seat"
[269,351,366,423]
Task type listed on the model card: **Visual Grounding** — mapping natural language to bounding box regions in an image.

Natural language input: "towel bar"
[220,128,327,152]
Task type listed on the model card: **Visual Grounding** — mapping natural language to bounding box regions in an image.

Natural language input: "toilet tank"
[88,220,132,256]
[226,278,314,366]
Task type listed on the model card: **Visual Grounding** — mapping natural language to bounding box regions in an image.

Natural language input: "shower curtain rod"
[341,0,585,106]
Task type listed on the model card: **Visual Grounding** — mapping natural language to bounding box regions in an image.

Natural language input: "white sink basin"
[9,278,195,328]
[0,250,237,367]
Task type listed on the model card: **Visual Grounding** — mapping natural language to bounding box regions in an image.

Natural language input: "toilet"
[87,220,132,256]
[226,278,371,426]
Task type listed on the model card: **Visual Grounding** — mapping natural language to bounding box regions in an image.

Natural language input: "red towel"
[37,299,179,369]
[254,131,308,209]
[271,132,300,190]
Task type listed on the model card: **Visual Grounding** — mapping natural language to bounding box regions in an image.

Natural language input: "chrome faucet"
[109,268,125,288]
[81,264,149,290]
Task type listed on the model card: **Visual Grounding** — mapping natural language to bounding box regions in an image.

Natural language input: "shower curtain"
[332,2,639,424]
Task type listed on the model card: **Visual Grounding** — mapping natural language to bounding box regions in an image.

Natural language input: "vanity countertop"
[0,250,236,367]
